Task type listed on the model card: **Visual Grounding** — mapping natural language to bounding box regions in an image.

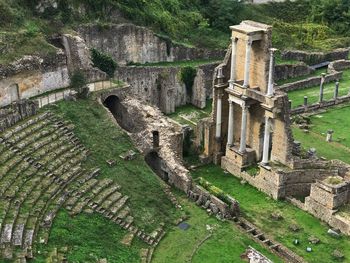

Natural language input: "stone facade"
[78,24,225,65]
[115,63,217,114]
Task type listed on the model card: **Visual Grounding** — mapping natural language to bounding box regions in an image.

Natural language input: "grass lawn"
[129,59,221,68]
[191,165,350,263]
[288,70,350,108]
[153,193,282,263]
[47,99,180,232]
[35,210,145,262]
[167,99,212,128]
[292,103,350,163]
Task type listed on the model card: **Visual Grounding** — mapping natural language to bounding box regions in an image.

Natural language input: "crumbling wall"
[0,100,38,132]
[281,48,349,65]
[115,63,218,114]
[102,94,192,192]
[78,24,225,65]
[274,63,314,81]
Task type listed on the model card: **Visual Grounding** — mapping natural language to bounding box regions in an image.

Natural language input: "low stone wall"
[78,24,225,65]
[115,63,218,114]
[188,184,240,218]
[274,63,314,81]
[281,48,349,65]
[0,100,38,132]
[328,59,350,72]
[277,71,343,92]
[291,94,350,115]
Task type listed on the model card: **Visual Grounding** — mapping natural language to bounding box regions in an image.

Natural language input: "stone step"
[110,196,129,214]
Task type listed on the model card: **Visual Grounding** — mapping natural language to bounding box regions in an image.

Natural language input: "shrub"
[91,48,117,78]
[70,70,88,98]
[197,177,232,204]
[180,66,197,99]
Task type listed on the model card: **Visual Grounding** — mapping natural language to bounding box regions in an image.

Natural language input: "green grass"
[167,99,213,128]
[277,68,328,86]
[153,193,282,263]
[288,70,350,108]
[129,59,221,68]
[34,210,145,263]
[190,164,350,263]
[47,99,180,232]
[292,103,350,163]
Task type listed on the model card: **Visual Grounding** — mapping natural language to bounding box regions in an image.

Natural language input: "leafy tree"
[91,49,117,78]
[70,70,88,98]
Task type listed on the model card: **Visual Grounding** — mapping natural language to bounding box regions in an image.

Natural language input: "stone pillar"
[262,116,271,165]
[334,81,339,99]
[288,100,292,110]
[229,37,238,89]
[227,100,234,146]
[267,48,278,96]
[239,103,248,153]
[243,39,253,88]
[304,96,308,107]
[326,130,334,142]
[215,93,223,139]
[319,73,326,103]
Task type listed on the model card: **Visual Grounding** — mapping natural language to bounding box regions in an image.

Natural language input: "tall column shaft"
[267,48,277,96]
[319,73,326,103]
[239,104,248,153]
[229,37,238,89]
[215,94,223,139]
[334,81,339,99]
[262,116,271,165]
[227,101,234,146]
[243,39,252,88]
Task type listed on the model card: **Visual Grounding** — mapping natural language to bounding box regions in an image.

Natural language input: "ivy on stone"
[91,48,117,78]
[180,66,197,99]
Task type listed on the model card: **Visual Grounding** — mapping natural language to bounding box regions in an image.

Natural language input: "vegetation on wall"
[91,48,118,78]
[180,66,197,98]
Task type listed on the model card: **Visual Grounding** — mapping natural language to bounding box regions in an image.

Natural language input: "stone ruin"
[199,20,350,235]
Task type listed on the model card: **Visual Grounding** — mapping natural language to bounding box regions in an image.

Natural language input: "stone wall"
[0,100,38,132]
[274,63,314,81]
[78,24,225,65]
[281,48,349,65]
[277,71,343,92]
[115,63,218,114]
[328,59,350,72]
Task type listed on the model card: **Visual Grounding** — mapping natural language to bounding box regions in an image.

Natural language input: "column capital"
[269,48,278,54]
[217,67,224,79]
[246,38,253,46]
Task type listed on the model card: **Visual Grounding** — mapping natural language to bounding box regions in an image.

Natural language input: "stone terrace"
[0,111,164,261]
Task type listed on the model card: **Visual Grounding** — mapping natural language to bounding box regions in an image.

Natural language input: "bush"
[91,49,117,78]
[197,177,232,204]
[70,70,88,98]
[180,66,197,98]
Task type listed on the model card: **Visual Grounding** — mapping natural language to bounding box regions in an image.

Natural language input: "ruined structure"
[201,20,350,235]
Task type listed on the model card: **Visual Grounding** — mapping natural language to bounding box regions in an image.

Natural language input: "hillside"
[1,0,350,65]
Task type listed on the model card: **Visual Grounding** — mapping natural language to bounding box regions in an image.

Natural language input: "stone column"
[215,93,223,139]
[262,116,271,165]
[243,39,253,88]
[319,73,326,103]
[304,96,308,107]
[229,37,238,89]
[326,130,334,142]
[288,100,292,110]
[227,100,234,146]
[267,48,278,96]
[334,81,339,99]
[239,103,248,153]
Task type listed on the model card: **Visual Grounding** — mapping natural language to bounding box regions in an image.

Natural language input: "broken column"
[288,100,292,110]
[326,130,334,142]
[261,115,271,165]
[334,81,339,99]
[319,73,326,103]
[304,96,308,107]
[267,48,277,97]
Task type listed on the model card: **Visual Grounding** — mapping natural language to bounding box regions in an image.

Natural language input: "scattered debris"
[270,212,283,221]
[332,249,345,260]
[328,228,340,238]
[106,159,117,167]
[306,247,312,252]
[289,224,300,232]
[308,235,320,244]
[119,150,136,161]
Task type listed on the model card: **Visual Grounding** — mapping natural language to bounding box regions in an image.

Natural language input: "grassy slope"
[47,99,180,232]
[276,68,327,86]
[292,103,350,163]
[35,210,145,262]
[191,165,350,263]
[288,70,350,108]
[153,193,282,263]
